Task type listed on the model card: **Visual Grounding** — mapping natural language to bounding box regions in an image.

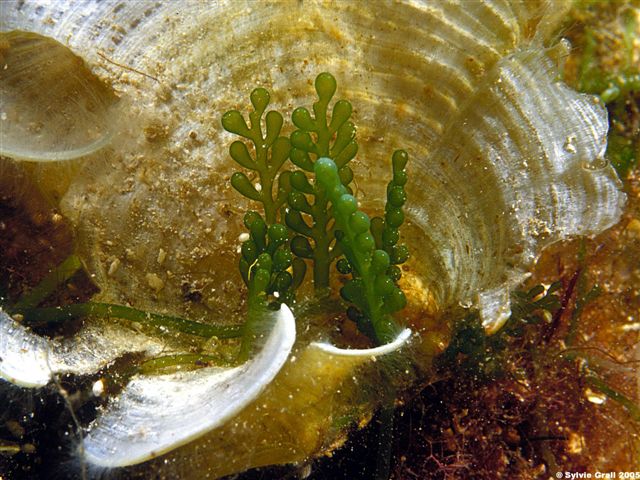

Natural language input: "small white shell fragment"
[107,258,121,276]
[145,273,164,292]
[0,309,165,388]
[310,328,412,358]
[92,379,105,397]
[82,304,296,468]
[477,285,521,335]
[156,248,167,265]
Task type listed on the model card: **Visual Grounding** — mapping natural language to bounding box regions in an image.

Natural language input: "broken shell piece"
[0,31,117,162]
[0,309,165,388]
[82,304,295,468]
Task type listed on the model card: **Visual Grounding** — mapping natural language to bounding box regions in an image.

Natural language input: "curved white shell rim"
[2,133,114,163]
[0,309,165,388]
[81,304,296,468]
[0,30,116,162]
[310,328,412,357]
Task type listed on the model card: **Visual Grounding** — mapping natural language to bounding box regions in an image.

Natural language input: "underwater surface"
[0,0,639,479]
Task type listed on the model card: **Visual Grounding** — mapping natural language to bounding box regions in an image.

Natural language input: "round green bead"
[289,191,309,212]
[273,249,292,272]
[386,207,404,228]
[241,240,257,263]
[349,211,370,234]
[391,244,410,264]
[382,229,399,247]
[252,268,271,293]
[265,110,284,139]
[250,88,270,113]
[221,110,248,136]
[315,157,339,182]
[315,72,337,102]
[386,287,407,312]
[387,265,402,282]
[392,149,409,170]
[292,107,315,131]
[243,211,262,229]
[393,171,408,186]
[371,250,391,273]
[337,194,358,216]
[332,100,352,126]
[388,185,406,207]
[375,276,395,295]
[356,232,375,252]
[291,130,314,151]
[268,224,288,244]
[275,271,293,291]
[255,252,272,273]
[291,236,313,259]
[336,258,352,274]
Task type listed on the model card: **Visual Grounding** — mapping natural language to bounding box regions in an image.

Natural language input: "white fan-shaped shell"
[82,305,295,468]
[410,47,625,329]
[0,309,165,388]
[0,0,624,328]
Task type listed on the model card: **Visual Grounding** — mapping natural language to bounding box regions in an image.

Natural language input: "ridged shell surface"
[0,0,625,326]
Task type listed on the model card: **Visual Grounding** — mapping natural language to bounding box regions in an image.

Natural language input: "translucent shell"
[0,309,165,388]
[0,31,117,161]
[409,47,626,331]
[0,0,627,476]
[1,0,624,328]
[83,305,296,468]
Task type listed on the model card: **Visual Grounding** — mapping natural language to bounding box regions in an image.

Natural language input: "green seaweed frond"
[221,87,292,225]
[315,157,407,344]
[222,86,304,313]
[369,150,411,284]
[223,73,410,345]
[287,72,358,290]
[238,211,305,307]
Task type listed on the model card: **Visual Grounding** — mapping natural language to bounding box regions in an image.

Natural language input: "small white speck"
[108,258,120,276]
[239,232,250,242]
[621,322,640,331]
[585,388,606,405]
[564,135,577,154]
[0,112,6,121]
[255,183,262,192]
[92,379,105,396]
